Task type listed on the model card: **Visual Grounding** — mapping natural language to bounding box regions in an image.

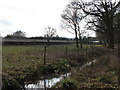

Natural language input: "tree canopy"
[5,30,26,38]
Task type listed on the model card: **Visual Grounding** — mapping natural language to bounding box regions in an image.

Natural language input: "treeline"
[28,36,73,40]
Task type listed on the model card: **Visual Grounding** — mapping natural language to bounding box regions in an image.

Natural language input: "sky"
[0,0,95,38]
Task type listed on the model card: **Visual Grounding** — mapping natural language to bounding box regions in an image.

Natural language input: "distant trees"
[13,30,26,37]
[5,30,26,38]
[61,0,85,48]
[81,0,120,49]
[44,26,57,46]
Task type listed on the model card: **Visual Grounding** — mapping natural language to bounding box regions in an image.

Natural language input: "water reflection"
[25,73,71,89]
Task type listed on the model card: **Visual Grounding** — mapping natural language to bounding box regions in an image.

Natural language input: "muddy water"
[25,73,71,89]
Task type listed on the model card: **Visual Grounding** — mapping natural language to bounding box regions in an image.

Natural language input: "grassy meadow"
[2,45,85,87]
[2,44,119,89]
[3,45,67,79]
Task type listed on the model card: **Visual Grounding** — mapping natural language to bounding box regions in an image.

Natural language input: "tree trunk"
[107,33,114,49]
[79,35,83,48]
[75,30,79,48]
[118,43,120,57]
[78,26,83,48]
[118,37,120,57]
[47,37,50,46]
[104,38,107,47]
[74,24,79,48]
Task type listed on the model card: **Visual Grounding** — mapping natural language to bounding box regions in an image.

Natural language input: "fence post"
[44,46,47,65]
[77,47,80,56]
[43,46,47,90]
[66,45,68,59]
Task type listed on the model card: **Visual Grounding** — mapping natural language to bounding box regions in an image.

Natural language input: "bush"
[61,79,77,89]
[40,64,57,75]
[2,74,22,90]
[99,77,112,84]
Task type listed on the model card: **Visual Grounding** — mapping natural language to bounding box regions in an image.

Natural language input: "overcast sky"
[0,0,95,38]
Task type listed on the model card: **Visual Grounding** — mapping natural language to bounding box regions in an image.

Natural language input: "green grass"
[52,78,77,89]
[3,45,44,82]
[2,45,81,81]
[2,44,103,77]
[2,45,73,89]
[3,44,108,89]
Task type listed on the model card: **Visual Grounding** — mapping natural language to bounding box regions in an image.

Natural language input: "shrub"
[99,77,112,84]
[40,64,57,75]
[2,74,22,90]
[61,79,77,89]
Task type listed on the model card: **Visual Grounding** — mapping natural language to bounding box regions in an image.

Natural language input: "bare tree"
[81,0,120,49]
[61,0,86,48]
[44,26,57,46]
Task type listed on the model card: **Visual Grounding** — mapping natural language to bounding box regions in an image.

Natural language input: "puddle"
[25,73,71,89]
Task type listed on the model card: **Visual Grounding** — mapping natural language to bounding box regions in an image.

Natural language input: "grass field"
[2,45,85,88]
[3,44,96,74]
[3,44,117,89]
